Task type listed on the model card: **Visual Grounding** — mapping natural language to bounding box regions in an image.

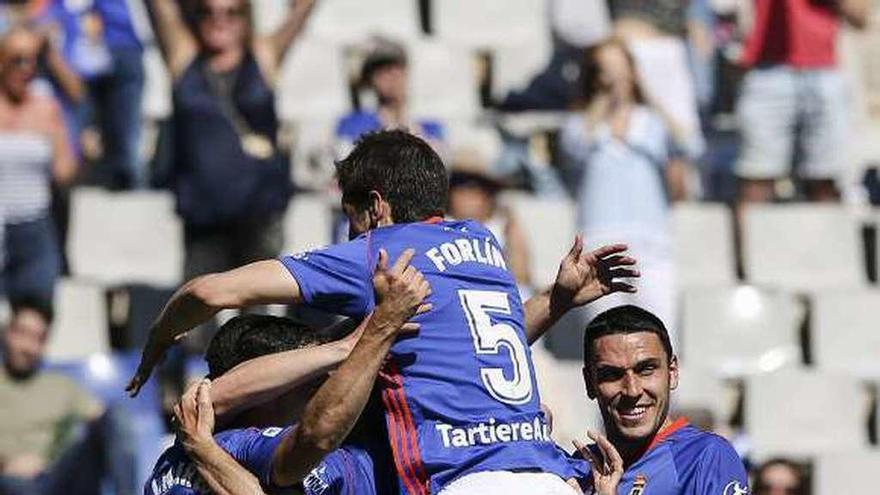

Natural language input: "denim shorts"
[736,66,848,180]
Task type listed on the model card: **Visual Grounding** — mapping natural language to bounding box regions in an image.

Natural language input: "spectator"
[607,0,705,158]
[0,297,136,495]
[735,0,869,203]
[753,458,808,495]
[0,25,76,305]
[336,36,445,154]
[38,0,148,189]
[447,162,531,288]
[145,0,314,282]
[558,38,686,333]
[498,0,611,111]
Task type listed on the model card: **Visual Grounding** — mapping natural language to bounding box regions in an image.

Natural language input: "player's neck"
[610,417,675,468]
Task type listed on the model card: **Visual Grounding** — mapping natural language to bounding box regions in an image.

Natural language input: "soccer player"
[571,305,749,495]
[129,130,638,494]
[146,249,430,494]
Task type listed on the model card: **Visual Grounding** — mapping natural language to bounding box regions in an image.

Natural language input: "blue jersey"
[574,419,750,495]
[281,219,581,494]
[144,426,382,495]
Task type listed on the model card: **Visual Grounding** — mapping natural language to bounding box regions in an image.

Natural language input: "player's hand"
[573,431,624,495]
[175,379,217,455]
[551,236,638,311]
[126,332,171,397]
[372,248,432,335]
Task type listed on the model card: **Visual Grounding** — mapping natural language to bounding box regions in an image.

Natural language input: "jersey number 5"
[458,289,534,405]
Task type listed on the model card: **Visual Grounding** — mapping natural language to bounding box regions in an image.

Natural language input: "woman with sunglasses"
[146,0,314,294]
[0,25,77,305]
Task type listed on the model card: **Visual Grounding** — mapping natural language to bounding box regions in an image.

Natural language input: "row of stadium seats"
[65,189,880,291]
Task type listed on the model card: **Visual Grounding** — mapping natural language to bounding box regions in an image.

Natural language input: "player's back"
[282,219,579,493]
[367,220,577,492]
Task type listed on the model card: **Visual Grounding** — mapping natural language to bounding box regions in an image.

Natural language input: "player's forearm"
[189,442,266,495]
[147,276,227,349]
[211,338,353,421]
[524,287,570,345]
[272,316,398,485]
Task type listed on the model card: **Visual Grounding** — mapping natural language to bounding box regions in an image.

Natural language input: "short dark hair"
[205,314,332,379]
[336,130,448,223]
[9,296,54,326]
[583,305,674,364]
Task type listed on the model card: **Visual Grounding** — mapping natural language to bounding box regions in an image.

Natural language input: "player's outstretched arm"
[127,260,303,396]
[524,236,639,344]
[271,249,431,487]
[210,321,362,423]
[176,380,267,495]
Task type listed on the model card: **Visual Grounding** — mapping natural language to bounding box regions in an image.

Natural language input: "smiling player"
[573,305,749,495]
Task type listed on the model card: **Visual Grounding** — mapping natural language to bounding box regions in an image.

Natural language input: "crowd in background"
[0,0,877,494]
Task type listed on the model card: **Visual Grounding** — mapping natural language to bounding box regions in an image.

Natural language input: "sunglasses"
[196,5,245,20]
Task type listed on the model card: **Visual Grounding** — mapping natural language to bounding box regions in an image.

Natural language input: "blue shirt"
[280,220,583,494]
[574,419,750,495]
[335,111,445,144]
[145,426,382,495]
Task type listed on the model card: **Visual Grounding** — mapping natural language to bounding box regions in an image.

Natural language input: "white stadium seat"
[680,286,805,375]
[433,0,548,48]
[283,193,334,255]
[812,289,880,376]
[745,370,870,457]
[46,279,109,361]
[491,38,552,100]
[305,0,420,42]
[672,365,735,426]
[277,38,349,120]
[141,45,171,120]
[814,452,880,495]
[741,204,866,291]
[671,202,736,288]
[501,192,576,287]
[67,188,183,287]
[408,40,481,122]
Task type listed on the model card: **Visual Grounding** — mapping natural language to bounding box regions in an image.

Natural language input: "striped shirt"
[0,132,53,224]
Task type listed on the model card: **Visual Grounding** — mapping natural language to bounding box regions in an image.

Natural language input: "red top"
[740,0,839,68]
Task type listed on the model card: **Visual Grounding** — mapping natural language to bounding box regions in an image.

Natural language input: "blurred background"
[0,0,878,494]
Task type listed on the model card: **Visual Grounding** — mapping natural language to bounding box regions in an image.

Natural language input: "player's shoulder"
[213,425,288,450]
[666,425,740,469]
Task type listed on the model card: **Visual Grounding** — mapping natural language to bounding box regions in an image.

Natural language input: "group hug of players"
[128,130,751,495]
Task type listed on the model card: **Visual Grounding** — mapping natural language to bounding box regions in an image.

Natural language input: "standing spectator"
[736,0,869,203]
[335,36,445,154]
[0,297,136,495]
[559,38,688,334]
[753,458,808,495]
[607,0,705,159]
[145,0,314,282]
[38,0,148,189]
[0,25,76,305]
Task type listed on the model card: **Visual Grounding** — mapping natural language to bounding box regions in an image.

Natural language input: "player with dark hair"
[145,249,430,494]
[572,305,749,495]
[130,129,639,494]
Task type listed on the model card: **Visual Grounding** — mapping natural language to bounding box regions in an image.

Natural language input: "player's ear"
[583,366,596,399]
[668,354,679,391]
[368,190,384,227]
